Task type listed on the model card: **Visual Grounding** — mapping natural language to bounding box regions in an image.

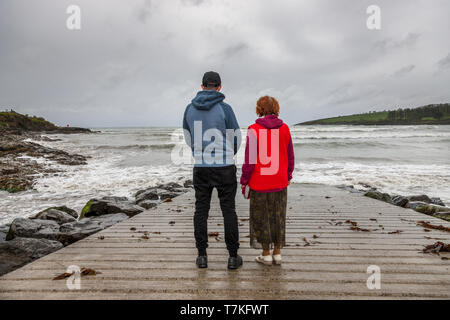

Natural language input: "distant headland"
[0,109,91,134]
[297,103,450,125]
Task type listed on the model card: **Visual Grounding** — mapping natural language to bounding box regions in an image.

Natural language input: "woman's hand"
[241,184,246,195]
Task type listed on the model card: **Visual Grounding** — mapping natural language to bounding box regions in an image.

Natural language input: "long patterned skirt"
[249,188,287,250]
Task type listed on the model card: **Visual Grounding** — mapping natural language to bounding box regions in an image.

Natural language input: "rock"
[30,208,76,224]
[414,204,449,216]
[43,206,78,219]
[0,131,88,193]
[135,186,187,205]
[135,188,160,204]
[0,237,63,276]
[433,212,450,221]
[6,218,61,241]
[1,167,19,175]
[59,213,128,245]
[407,195,432,203]
[183,179,193,188]
[406,201,428,210]
[364,191,392,203]
[80,196,144,219]
[134,189,147,198]
[138,200,159,209]
[159,190,185,201]
[50,127,92,134]
[430,197,446,207]
[337,184,364,194]
[357,183,376,190]
[102,196,129,202]
[391,195,409,208]
[0,224,9,241]
[5,212,130,246]
[157,182,183,192]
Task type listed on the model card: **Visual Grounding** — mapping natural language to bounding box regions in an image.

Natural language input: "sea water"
[1,125,449,225]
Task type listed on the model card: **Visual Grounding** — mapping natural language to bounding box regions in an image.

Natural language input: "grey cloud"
[392,65,415,77]
[397,33,421,48]
[0,0,449,127]
[373,33,420,53]
[221,43,249,60]
[135,0,153,23]
[438,53,450,69]
[322,83,383,106]
[181,0,205,6]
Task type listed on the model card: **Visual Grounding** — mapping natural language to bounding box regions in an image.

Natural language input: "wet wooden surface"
[1,183,449,299]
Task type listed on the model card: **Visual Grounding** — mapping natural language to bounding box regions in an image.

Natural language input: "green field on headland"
[297,103,450,125]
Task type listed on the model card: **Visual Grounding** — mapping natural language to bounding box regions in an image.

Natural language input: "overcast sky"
[1,0,449,127]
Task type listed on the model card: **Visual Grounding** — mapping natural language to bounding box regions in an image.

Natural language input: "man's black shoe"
[196,255,208,268]
[227,255,243,270]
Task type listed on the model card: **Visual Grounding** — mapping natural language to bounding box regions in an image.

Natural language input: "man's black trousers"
[193,165,239,257]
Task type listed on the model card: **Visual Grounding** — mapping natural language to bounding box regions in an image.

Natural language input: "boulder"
[102,196,128,202]
[50,206,78,219]
[135,183,183,197]
[430,197,446,207]
[6,218,61,241]
[406,201,428,210]
[364,191,392,203]
[336,184,364,194]
[433,212,450,221]
[30,208,76,224]
[5,213,130,246]
[391,195,409,208]
[138,200,159,209]
[80,196,144,219]
[59,213,128,245]
[414,204,449,215]
[159,190,185,201]
[183,179,193,188]
[0,224,9,242]
[157,182,183,191]
[135,188,160,204]
[135,186,187,205]
[407,195,432,203]
[0,237,63,276]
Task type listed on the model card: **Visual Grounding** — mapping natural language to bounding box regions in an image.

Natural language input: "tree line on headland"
[297,103,450,125]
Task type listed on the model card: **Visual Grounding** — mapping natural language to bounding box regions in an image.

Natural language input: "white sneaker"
[255,255,273,266]
[272,254,282,265]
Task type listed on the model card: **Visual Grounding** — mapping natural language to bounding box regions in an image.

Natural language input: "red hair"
[256,96,279,117]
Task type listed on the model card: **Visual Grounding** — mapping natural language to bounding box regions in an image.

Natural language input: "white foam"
[292,161,450,203]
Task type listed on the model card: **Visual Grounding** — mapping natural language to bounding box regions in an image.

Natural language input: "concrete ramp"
[1,184,449,299]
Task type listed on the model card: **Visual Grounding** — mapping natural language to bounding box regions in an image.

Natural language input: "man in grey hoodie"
[183,71,242,269]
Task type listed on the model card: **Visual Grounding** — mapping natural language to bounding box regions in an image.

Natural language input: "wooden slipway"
[1,183,449,299]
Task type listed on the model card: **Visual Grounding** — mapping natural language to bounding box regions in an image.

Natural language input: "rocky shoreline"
[0,181,193,276]
[0,131,89,193]
[338,185,450,221]
[0,113,195,276]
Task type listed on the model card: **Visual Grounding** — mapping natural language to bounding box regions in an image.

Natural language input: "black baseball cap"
[202,71,221,87]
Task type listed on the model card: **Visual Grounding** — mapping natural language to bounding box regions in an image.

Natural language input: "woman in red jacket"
[240,96,295,265]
